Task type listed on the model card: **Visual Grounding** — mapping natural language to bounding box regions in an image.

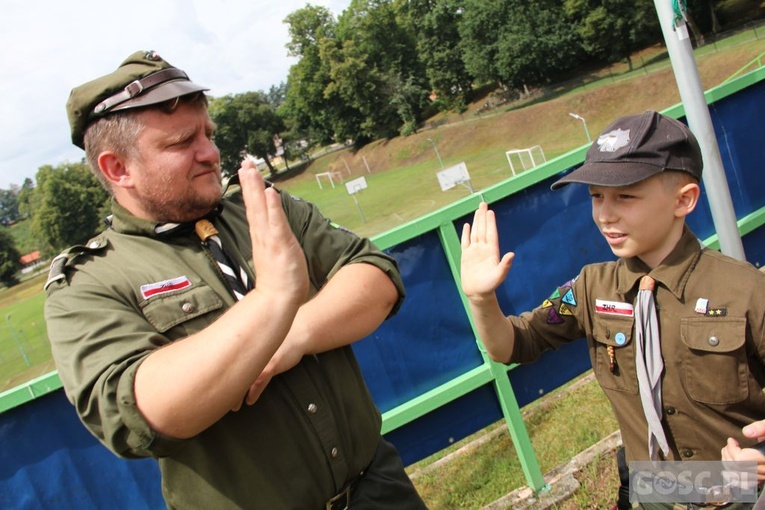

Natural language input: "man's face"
[589,174,684,269]
[124,100,222,223]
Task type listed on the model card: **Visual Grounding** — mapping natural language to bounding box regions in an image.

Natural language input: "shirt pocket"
[680,317,748,405]
[590,315,638,394]
[141,284,224,339]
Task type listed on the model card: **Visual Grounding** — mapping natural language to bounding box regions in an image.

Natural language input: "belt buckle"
[326,485,351,510]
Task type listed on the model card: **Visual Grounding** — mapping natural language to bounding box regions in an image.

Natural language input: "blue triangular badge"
[562,289,577,307]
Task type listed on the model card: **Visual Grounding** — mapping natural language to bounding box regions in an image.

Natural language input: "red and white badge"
[595,299,634,317]
[140,276,192,299]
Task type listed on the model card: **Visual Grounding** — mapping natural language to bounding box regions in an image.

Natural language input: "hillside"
[275,34,764,239]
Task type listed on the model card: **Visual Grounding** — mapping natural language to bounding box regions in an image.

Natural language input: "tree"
[563,0,660,70]
[405,0,473,111]
[283,1,429,144]
[0,185,20,225]
[282,4,339,145]
[460,0,583,91]
[0,228,21,287]
[209,92,286,176]
[17,178,35,219]
[331,0,430,140]
[31,162,109,254]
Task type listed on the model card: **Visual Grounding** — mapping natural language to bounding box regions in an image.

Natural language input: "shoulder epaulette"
[43,234,108,291]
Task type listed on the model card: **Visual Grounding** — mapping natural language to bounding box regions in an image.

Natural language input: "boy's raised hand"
[460,202,514,299]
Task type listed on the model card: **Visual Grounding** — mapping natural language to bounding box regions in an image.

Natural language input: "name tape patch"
[595,299,634,317]
[140,276,191,299]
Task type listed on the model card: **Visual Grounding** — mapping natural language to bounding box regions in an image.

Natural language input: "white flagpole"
[652,0,745,260]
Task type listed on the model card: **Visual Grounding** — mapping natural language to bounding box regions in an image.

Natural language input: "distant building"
[19,251,43,274]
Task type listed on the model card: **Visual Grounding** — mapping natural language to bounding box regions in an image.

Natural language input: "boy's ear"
[675,182,701,218]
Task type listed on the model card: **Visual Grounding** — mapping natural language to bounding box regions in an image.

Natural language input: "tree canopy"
[30,162,109,254]
[0,228,21,287]
[209,92,286,176]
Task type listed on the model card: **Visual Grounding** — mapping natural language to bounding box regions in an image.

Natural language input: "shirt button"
[682,449,694,458]
[307,403,318,414]
[708,336,720,347]
[181,302,195,313]
[665,407,676,415]
[89,241,100,249]
[330,447,339,458]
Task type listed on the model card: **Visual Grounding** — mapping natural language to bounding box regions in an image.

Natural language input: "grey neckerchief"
[634,275,670,460]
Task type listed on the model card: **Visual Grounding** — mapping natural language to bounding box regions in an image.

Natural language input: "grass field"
[0,272,52,392]
[0,26,762,507]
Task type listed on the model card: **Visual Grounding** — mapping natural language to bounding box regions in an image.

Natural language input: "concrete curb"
[482,430,623,510]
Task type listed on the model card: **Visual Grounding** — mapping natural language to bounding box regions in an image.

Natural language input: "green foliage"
[209,92,285,175]
[0,187,20,225]
[0,228,21,287]
[460,0,584,89]
[30,162,109,254]
[5,219,38,256]
[284,0,429,145]
[283,5,339,146]
[563,0,661,69]
[406,0,473,111]
[17,178,35,219]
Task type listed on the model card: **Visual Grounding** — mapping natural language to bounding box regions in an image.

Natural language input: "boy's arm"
[460,202,516,363]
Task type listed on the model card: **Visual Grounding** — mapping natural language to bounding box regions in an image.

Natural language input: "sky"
[0,0,352,190]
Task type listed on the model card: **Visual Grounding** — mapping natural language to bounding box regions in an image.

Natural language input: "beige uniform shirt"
[508,226,765,462]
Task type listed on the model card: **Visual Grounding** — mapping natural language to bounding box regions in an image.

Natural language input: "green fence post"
[437,220,547,492]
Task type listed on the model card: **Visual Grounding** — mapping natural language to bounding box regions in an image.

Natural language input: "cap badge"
[596,128,630,153]
[145,50,162,61]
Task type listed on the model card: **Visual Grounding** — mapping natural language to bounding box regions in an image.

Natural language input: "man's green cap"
[66,50,209,149]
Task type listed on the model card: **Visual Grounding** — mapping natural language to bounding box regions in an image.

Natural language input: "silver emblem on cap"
[596,128,630,153]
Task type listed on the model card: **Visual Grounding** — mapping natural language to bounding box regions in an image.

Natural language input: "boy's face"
[589,173,687,269]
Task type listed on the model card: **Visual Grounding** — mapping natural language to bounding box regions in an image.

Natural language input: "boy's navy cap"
[551,110,703,190]
[66,50,209,149]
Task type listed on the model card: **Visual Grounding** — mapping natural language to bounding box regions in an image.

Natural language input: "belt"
[326,470,365,510]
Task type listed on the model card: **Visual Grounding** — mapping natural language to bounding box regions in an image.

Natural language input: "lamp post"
[427,138,445,170]
[5,314,31,367]
[568,112,592,143]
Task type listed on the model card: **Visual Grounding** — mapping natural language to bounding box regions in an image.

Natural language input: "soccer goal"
[505,145,546,176]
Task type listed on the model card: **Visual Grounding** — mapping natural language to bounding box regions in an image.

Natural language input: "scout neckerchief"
[194,219,251,301]
[155,209,253,302]
[634,275,669,460]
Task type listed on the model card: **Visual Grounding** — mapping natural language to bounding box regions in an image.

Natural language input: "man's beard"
[141,165,222,222]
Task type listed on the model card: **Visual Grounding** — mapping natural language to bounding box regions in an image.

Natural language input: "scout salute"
[461,111,765,506]
[45,51,426,509]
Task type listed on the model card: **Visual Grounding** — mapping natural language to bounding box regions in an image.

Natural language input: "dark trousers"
[349,438,428,509]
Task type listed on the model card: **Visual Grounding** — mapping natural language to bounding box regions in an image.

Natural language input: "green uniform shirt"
[45,179,405,509]
[508,226,765,463]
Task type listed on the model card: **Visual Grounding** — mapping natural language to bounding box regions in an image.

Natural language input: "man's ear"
[675,182,701,218]
[97,151,133,188]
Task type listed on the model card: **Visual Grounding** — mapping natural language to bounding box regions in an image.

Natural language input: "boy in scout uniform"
[45,51,426,509]
[460,111,765,507]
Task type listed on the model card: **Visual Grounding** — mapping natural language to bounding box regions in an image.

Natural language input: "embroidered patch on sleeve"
[561,288,577,307]
[558,303,574,316]
[547,307,564,324]
[549,288,561,300]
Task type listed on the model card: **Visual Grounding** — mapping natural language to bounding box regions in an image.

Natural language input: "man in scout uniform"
[460,110,765,507]
[45,50,426,509]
